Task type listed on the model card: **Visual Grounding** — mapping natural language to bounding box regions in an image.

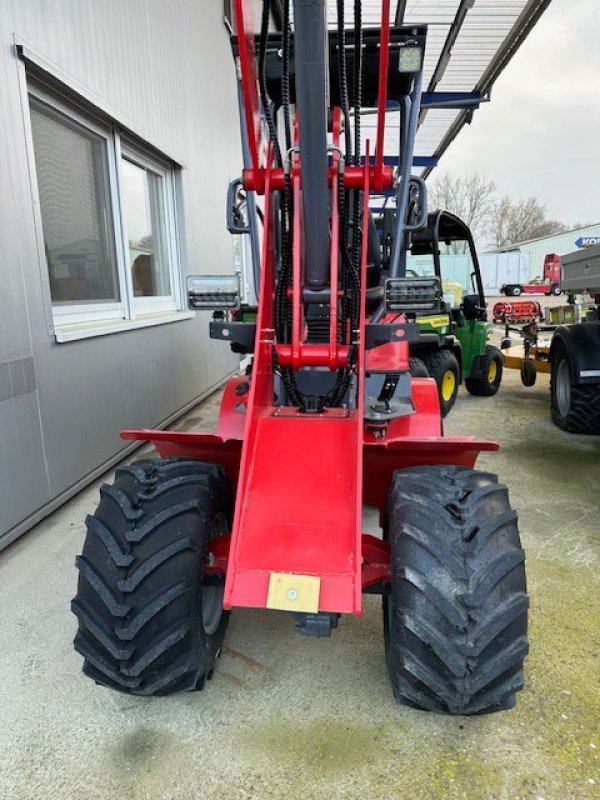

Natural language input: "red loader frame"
[122,0,497,620]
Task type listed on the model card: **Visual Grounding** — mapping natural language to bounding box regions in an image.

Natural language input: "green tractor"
[381,209,502,416]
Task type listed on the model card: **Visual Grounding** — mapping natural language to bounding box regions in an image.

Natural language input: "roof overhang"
[322,0,553,178]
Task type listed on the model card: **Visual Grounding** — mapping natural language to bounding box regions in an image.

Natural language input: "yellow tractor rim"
[488,359,498,384]
[441,370,456,402]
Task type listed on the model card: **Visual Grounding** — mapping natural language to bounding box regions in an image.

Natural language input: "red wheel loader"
[72,0,528,715]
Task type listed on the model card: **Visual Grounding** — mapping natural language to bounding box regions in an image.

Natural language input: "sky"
[435,0,600,228]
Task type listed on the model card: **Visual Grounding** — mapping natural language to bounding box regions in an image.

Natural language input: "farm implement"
[500,245,600,433]
[493,299,543,325]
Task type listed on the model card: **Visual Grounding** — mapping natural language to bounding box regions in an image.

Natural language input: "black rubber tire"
[465,345,503,397]
[72,458,232,695]
[409,357,429,378]
[422,349,460,417]
[512,285,522,297]
[520,359,537,387]
[384,465,528,715]
[550,343,600,434]
[551,284,561,296]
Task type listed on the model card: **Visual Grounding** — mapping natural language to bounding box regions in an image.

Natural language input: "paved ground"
[1,361,599,800]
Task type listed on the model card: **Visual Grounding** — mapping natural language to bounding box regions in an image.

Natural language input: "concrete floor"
[1,362,599,800]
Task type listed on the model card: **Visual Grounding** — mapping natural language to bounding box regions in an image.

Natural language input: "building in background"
[402,223,600,297]
[0,1,252,549]
[489,223,600,281]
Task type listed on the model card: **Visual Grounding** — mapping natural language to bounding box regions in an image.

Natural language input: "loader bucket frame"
[123,0,498,618]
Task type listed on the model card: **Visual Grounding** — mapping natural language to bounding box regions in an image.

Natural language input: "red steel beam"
[234,0,263,175]
[374,0,391,192]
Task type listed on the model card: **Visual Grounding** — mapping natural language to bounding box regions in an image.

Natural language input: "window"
[30,101,119,306]
[121,152,175,311]
[28,85,184,332]
[406,240,477,308]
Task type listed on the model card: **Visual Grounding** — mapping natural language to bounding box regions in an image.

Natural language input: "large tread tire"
[465,345,503,397]
[550,344,600,434]
[384,465,528,715]
[72,458,231,696]
[422,349,460,418]
[409,357,429,378]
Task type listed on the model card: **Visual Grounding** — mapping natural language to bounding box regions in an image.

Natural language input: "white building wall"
[520,224,600,278]
[488,223,600,281]
[0,1,247,548]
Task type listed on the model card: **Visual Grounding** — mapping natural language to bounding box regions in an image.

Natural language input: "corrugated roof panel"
[325,0,388,27]
[320,0,552,171]
[421,23,453,79]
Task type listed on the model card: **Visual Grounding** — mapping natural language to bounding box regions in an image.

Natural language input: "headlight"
[398,46,423,73]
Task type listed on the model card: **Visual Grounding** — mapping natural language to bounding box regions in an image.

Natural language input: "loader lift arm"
[124,0,497,616]
[91,0,530,715]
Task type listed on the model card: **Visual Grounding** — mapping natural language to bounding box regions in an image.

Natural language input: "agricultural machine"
[501,244,600,434]
[493,299,542,325]
[381,208,503,415]
[72,0,529,714]
[500,253,562,297]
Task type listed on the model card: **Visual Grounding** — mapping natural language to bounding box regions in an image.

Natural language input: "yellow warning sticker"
[266,572,320,613]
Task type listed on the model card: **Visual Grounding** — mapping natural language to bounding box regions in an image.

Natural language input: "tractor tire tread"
[409,357,429,378]
[551,380,600,434]
[72,458,231,696]
[385,465,528,715]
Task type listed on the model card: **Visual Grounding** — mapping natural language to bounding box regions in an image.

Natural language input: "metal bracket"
[420,91,487,110]
[365,323,421,350]
[210,321,256,352]
[292,612,340,638]
[365,395,415,421]
[364,372,416,421]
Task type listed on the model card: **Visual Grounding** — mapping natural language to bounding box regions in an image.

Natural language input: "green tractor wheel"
[422,350,460,417]
[465,345,503,397]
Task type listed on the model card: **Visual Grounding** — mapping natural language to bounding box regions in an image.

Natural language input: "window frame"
[26,81,186,333]
[117,138,182,316]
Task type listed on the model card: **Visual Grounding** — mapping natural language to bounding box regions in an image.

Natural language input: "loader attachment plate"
[223,407,364,615]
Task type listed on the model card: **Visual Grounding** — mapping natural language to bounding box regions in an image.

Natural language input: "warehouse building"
[490,222,600,280]
[0,2,251,549]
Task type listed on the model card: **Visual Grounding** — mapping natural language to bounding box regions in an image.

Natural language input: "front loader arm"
[123,0,498,616]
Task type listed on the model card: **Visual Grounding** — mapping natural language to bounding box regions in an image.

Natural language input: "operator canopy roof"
[319,0,551,176]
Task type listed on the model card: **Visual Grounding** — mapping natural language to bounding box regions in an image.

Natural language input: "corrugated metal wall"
[0,1,247,549]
